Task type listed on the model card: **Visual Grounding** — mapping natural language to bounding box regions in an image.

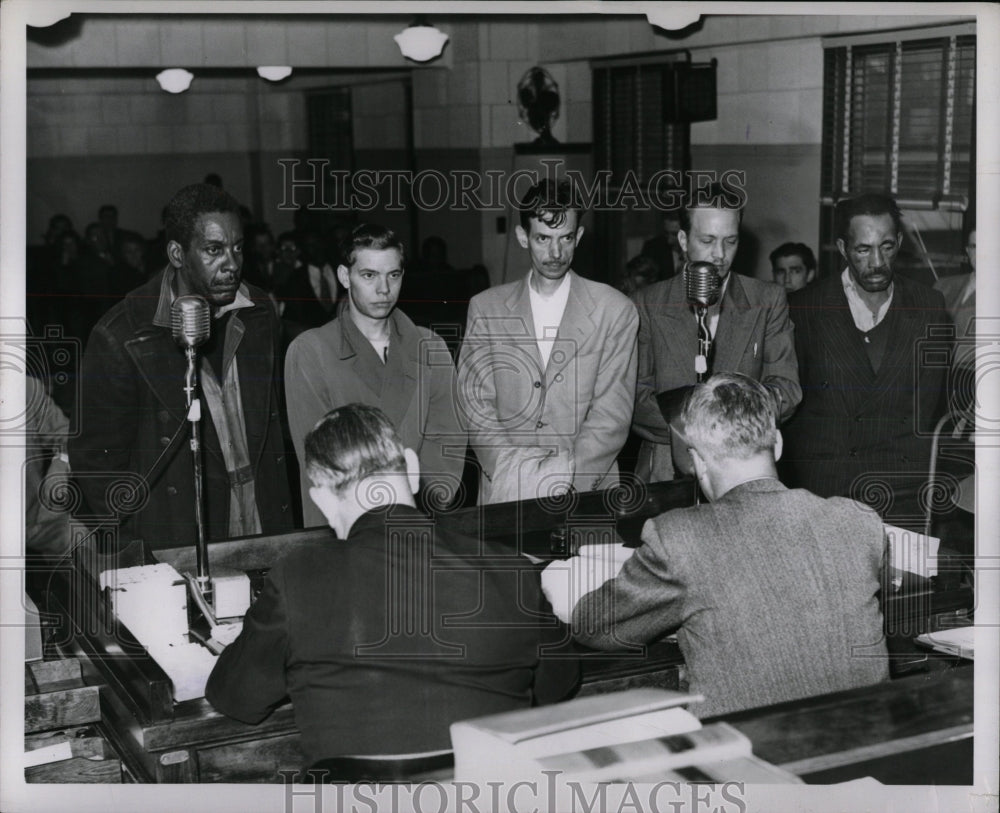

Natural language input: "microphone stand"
[694,305,712,384]
[693,303,713,506]
[183,344,213,611]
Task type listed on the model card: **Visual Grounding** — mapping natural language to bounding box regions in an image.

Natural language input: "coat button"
[158,410,170,423]
[536,421,544,429]
[849,448,857,457]
[534,381,541,388]
[167,486,178,496]
[160,436,171,446]
[821,381,830,389]
[555,374,563,383]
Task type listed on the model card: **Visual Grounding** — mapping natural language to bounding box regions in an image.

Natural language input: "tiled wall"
[25,12,974,275]
[26,16,454,70]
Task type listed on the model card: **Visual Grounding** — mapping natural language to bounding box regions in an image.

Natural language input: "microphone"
[685,262,721,383]
[171,295,211,350]
[685,261,722,308]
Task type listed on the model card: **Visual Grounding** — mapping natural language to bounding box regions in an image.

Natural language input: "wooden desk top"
[716,661,974,784]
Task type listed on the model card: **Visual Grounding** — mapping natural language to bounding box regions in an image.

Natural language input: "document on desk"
[884,524,939,578]
[915,626,974,659]
[541,543,635,624]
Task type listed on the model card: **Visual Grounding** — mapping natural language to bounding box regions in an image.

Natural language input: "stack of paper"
[915,627,974,659]
[101,563,221,701]
[452,688,802,785]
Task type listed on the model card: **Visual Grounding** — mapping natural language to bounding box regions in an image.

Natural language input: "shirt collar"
[841,267,893,331]
[152,266,254,328]
[528,269,571,299]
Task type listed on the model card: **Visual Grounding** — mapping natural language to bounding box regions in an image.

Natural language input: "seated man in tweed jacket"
[543,372,889,719]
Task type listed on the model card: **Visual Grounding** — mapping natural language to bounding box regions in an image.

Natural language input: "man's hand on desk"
[541,544,635,625]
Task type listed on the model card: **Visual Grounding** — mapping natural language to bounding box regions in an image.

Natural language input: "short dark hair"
[678,182,744,233]
[517,179,583,232]
[98,204,118,218]
[681,372,778,461]
[164,184,243,249]
[304,403,406,493]
[769,242,816,271]
[834,193,903,242]
[340,223,404,268]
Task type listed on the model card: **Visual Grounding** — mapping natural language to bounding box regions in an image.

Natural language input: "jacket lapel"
[380,310,419,429]
[547,272,594,383]
[233,302,276,467]
[652,276,698,383]
[816,275,876,409]
[713,275,761,374]
[339,315,383,399]
[505,276,545,376]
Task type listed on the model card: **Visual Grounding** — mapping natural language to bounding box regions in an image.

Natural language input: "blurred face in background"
[772,254,815,292]
[966,230,976,272]
[121,240,146,272]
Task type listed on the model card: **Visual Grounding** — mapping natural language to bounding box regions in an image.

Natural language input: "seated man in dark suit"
[543,373,888,719]
[206,403,578,781]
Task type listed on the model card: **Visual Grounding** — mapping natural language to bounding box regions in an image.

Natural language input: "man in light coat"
[457,179,638,504]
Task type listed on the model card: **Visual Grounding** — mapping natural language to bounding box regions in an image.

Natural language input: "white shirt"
[842,268,894,332]
[707,272,732,339]
[368,337,390,364]
[528,270,571,369]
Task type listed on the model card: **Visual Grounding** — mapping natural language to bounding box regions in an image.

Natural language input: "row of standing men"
[65,179,959,554]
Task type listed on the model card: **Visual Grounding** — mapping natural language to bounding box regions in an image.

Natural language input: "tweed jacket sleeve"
[571,518,687,650]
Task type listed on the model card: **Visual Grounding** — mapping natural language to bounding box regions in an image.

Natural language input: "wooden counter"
[36,478,975,783]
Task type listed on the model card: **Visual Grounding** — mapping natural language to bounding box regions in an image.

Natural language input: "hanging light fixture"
[257,66,293,82]
[646,10,701,31]
[156,68,194,94]
[394,18,449,63]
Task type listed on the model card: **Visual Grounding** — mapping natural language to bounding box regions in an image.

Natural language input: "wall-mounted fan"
[516,66,560,146]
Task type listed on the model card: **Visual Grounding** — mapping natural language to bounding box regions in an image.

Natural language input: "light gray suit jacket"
[457,271,638,504]
[572,479,889,719]
[631,273,802,482]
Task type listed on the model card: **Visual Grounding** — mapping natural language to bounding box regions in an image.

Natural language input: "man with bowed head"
[207,404,578,781]
[630,183,801,484]
[783,193,951,530]
[543,373,888,719]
